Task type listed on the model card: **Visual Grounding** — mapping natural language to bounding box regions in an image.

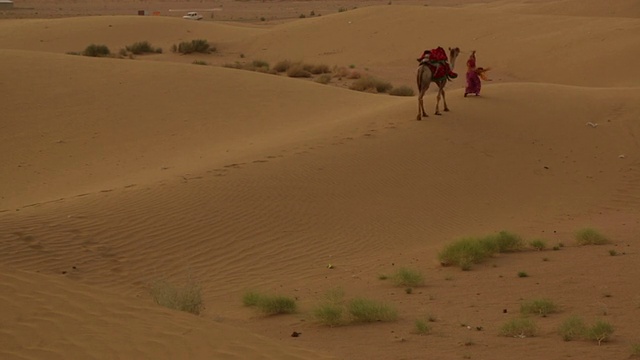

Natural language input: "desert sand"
[1,0,639,359]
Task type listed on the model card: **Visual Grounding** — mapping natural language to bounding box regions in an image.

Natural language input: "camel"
[416,47,461,120]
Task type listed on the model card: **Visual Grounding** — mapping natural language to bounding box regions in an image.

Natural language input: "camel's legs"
[417,89,428,120]
[434,87,442,115]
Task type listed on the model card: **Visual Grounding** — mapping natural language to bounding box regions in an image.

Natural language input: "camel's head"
[448,47,461,63]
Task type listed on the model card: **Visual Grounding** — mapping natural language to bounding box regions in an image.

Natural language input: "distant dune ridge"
[1,1,639,359]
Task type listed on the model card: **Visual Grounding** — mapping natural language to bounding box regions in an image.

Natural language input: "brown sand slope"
[1,1,640,359]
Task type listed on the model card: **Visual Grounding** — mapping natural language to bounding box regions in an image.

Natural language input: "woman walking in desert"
[464,50,491,97]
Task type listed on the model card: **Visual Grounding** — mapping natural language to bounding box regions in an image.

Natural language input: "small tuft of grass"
[378,274,388,280]
[587,320,614,345]
[500,318,537,337]
[192,60,209,65]
[389,85,415,96]
[273,59,292,72]
[529,239,547,251]
[242,290,263,306]
[414,319,431,334]
[575,228,609,245]
[313,302,344,326]
[631,343,640,357]
[517,271,529,278]
[392,267,425,287]
[150,279,203,315]
[558,315,587,341]
[608,249,618,256]
[521,299,558,317]
[347,297,398,323]
[83,44,110,57]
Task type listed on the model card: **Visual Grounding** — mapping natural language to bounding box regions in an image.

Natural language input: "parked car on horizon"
[183,12,203,20]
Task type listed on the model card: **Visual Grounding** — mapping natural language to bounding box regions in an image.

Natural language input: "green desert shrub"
[500,318,537,337]
[558,315,587,341]
[150,279,203,315]
[491,230,524,252]
[631,343,640,357]
[437,237,494,269]
[392,267,425,287]
[389,85,415,96]
[313,302,345,326]
[172,39,214,54]
[347,297,398,322]
[586,320,614,345]
[520,299,558,317]
[242,290,296,315]
[575,228,609,245]
[83,44,110,57]
[414,319,431,334]
[529,239,547,251]
[125,41,161,54]
[349,76,392,93]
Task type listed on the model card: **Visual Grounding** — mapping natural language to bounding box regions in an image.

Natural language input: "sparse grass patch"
[437,237,494,270]
[500,318,537,337]
[587,320,614,345]
[192,60,209,65]
[347,297,398,323]
[517,271,529,278]
[491,231,524,252]
[378,274,388,280]
[150,279,203,315]
[273,59,292,72]
[521,299,558,317]
[304,63,331,74]
[575,228,609,245]
[631,343,640,357]
[389,85,415,96]
[414,319,431,334]
[558,315,587,341]
[529,239,546,251]
[242,290,296,315]
[83,44,110,57]
[314,302,344,326]
[392,267,425,287]
[608,249,618,256]
[172,39,214,54]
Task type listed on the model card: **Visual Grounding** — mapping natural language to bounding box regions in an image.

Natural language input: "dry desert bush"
[149,279,203,315]
[575,228,610,245]
[242,290,297,315]
[500,317,538,338]
[520,298,559,317]
[171,39,215,54]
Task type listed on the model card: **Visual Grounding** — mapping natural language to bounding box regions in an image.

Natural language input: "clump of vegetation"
[273,59,292,72]
[392,267,425,287]
[517,271,529,278]
[242,290,297,315]
[150,279,203,315]
[558,315,587,341]
[389,85,415,96]
[414,319,431,334]
[631,343,640,357]
[521,299,558,317]
[586,320,614,345]
[500,318,538,337]
[303,63,331,74]
[315,74,332,84]
[438,231,524,270]
[608,249,618,256]
[312,288,397,325]
[286,63,312,78]
[125,41,162,55]
[83,44,111,57]
[192,60,209,65]
[529,239,547,251]
[171,39,214,54]
[575,228,609,245]
[349,76,392,93]
[348,297,398,322]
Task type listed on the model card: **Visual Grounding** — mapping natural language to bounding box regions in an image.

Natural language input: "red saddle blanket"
[418,47,457,81]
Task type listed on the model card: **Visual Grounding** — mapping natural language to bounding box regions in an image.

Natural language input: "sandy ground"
[1,0,640,359]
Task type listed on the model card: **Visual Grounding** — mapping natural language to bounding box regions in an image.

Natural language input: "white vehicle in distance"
[183,12,203,20]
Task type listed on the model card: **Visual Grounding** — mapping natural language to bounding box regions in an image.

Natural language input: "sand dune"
[1,1,640,359]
